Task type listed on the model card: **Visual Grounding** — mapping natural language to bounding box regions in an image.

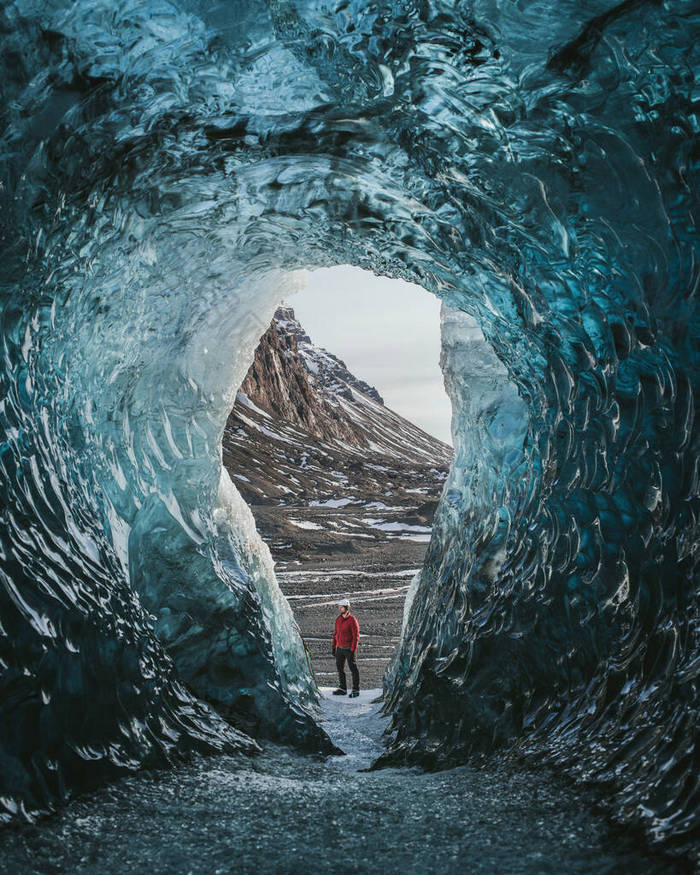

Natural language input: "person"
[331,598,360,697]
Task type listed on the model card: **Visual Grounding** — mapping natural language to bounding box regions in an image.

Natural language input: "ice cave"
[0,0,697,866]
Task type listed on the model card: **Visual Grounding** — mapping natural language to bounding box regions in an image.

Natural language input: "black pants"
[335,647,360,692]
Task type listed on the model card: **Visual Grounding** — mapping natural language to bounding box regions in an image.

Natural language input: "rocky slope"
[222,305,453,685]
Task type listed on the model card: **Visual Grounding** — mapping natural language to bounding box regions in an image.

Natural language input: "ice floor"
[317,687,389,772]
[0,694,679,873]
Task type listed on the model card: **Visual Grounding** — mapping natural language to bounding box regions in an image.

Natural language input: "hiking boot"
[348,690,360,698]
[332,688,347,696]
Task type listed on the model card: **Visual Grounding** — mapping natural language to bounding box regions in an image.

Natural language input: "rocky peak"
[273,306,384,406]
[238,305,388,447]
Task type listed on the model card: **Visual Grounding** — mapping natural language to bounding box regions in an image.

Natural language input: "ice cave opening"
[0,0,696,862]
[221,266,469,692]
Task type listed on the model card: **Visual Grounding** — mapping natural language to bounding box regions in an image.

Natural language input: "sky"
[289,266,453,445]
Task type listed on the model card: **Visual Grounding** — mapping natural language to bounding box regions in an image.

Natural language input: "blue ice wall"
[0,0,697,851]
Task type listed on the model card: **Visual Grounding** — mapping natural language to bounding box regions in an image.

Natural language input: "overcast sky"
[289,266,453,445]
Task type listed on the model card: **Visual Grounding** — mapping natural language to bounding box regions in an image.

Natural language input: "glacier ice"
[0,0,697,854]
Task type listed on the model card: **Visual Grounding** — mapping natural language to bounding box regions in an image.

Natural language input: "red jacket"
[332,612,359,652]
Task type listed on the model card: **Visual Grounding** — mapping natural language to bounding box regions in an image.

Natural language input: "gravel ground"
[0,690,681,874]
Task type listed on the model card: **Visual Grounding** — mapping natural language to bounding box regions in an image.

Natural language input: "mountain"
[223,305,453,566]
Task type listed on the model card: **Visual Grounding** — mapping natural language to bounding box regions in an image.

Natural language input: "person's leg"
[347,650,360,693]
[335,648,347,692]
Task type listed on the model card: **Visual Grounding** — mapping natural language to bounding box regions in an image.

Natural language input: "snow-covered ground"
[288,519,325,530]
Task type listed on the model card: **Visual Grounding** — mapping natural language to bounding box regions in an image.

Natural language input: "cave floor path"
[0,693,672,874]
[317,686,389,772]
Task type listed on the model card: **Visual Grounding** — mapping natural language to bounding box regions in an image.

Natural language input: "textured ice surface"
[0,0,697,855]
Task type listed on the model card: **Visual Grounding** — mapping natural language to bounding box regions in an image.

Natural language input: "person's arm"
[332,618,337,653]
[351,616,359,653]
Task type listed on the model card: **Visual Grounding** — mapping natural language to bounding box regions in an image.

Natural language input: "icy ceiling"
[0,0,697,853]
